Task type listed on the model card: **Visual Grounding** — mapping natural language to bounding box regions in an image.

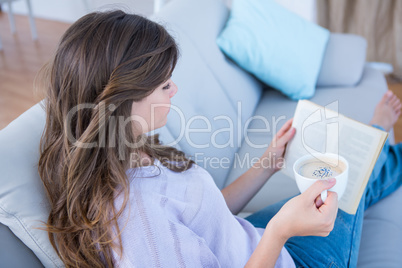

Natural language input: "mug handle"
[321,190,328,203]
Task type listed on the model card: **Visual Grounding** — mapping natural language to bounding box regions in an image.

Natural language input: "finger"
[319,191,338,216]
[315,195,323,208]
[276,127,296,147]
[304,178,336,201]
[275,118,294,139]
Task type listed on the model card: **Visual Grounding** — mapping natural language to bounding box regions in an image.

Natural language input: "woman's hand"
[269,179,339,240]
[246,179,338,267]
[256,118,296,176]
[221,118,295,214]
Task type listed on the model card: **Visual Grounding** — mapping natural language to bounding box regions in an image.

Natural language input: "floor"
[1,13,402,143]
[0,13,70,130]
[1,0,155,23]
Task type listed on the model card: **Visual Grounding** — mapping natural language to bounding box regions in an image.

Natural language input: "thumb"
[305,178,336,201]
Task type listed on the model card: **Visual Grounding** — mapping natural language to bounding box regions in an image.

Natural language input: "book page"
[337,120,387,213]
[282,100,339,177]
[283,100,387,214]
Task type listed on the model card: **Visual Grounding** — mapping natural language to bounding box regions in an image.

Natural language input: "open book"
[282,100,388,214]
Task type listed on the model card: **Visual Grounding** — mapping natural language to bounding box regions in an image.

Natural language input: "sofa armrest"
[316,33,367,87]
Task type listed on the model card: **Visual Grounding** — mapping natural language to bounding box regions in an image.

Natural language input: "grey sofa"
[1,0,402,267]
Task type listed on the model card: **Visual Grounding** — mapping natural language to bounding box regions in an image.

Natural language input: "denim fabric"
[246,127,402,267]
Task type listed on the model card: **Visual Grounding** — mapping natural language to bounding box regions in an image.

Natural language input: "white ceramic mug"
[293,153,349,202]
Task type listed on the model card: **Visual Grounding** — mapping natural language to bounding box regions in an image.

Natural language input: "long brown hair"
[37,10,193,267]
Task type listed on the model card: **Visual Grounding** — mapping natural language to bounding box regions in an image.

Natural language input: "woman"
[38,10,402,267]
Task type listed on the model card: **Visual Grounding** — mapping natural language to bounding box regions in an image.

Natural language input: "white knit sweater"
[113,159,295,267]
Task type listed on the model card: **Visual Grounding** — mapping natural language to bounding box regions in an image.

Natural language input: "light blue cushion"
[216,0,330,100]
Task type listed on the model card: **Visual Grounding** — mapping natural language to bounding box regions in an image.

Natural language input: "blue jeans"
[246,129,402,268]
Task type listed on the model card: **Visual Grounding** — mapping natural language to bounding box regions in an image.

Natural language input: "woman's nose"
[170,81,178,98]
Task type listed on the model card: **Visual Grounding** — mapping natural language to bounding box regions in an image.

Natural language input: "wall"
[223,0,316,22]
[2,0,154,23]
[3,0,316,23]
[276,0,316,22]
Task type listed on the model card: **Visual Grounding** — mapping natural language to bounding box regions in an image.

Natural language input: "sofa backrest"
[152,0,263,188]
[0,0,263,265]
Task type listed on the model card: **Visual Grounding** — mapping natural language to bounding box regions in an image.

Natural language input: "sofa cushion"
[357,186,402,267]
[154,32,244,188]
[216,0,330,100]
[317,33,367,87]
[0,103,64,267]
[152,0,262,124]
[152,0,263,188]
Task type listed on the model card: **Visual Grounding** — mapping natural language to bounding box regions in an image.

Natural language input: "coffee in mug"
[298,161,344,180]
[293,153,349,202]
